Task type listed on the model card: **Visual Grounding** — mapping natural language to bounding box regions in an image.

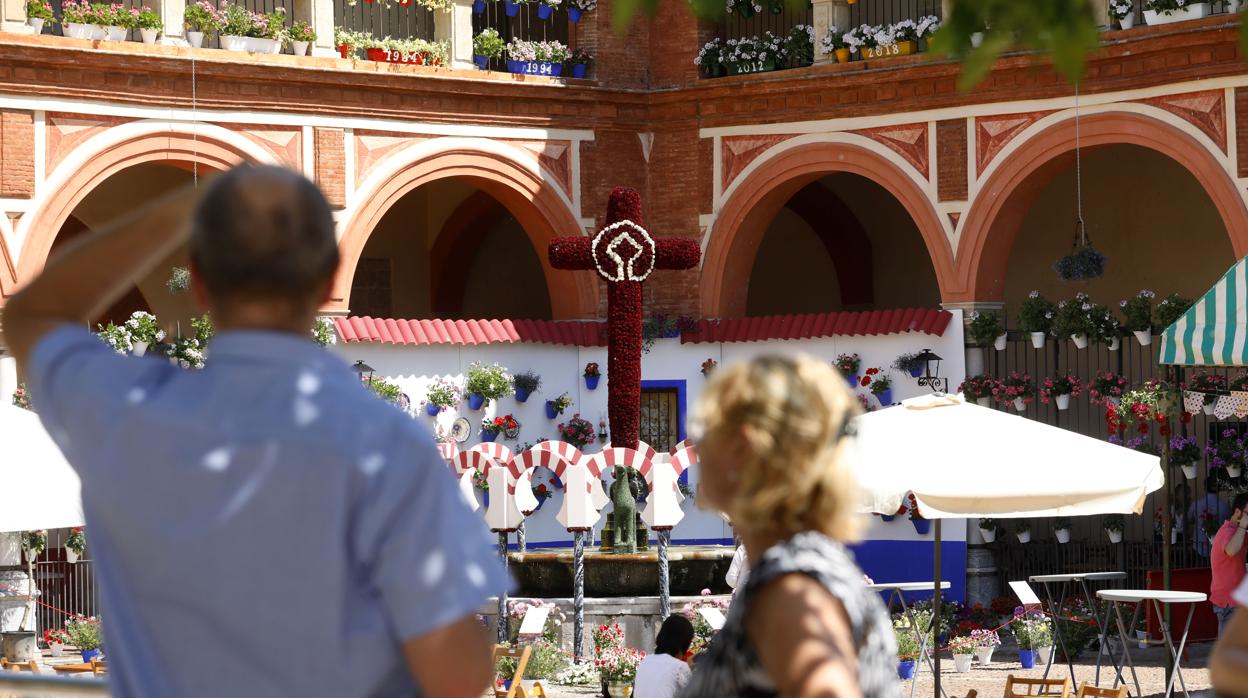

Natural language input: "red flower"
[860,376,871,387]
[866,367,880,376]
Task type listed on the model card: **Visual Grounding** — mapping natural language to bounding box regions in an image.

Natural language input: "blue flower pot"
[572,63,587,79]
[82,649,101,663]
[482,490,490,508]
[504,0,518,15]
[909,366,923,378]
[1019,649,1036,669]
[473,0,485,12]
[545,401,559,419]
[515,387,531,403]
[880,514,895,522]
[912,518,931,535]
[482,430,499,443]
[473,54,489,70]
[569,6,581,21]
[844,373,859,388]
[503,679,512,690]
[876,389,893,406]
[537,3,552,18]
[468,393,485,410]
[897,660,916,680]
[425,403,441,416]
[585,374,600,390]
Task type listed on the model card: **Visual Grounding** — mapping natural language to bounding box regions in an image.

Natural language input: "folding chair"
[1004,675,1074,698]
[90,657,107,675]
[1075,686,1127,698]
[493,644,548,698]
[0,659,38,673]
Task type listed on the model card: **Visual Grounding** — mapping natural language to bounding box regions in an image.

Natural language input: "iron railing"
[847,0,941,26]
[1117,0,1239,26]
[336,1,435,42]
[470,2,572,73]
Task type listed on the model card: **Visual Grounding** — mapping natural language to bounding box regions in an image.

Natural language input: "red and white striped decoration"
[586,447,649,477]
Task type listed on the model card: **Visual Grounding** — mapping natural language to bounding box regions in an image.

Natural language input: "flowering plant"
[482,414,519,435]
[310,318,336,347]
[287,19,315,42]
[1040,373,1082,403]
[1121,290,1156,332]
[1108,0,1133,19]
[473,27,505,59]
[596,645,643,683]
[819,25,849,52]
[681,596,730,654]
[21,530,46,555]
[1011,609,1052,650]
[132,6,162,30]
[465,362,513,402]
[183,2,223,35]
[967,310,1004,347]
[1052,294,1094,339]
[506,39,568,63]
[958,375,1001,401]
[863,369,891,396]
[701,358,717,376]
[1155,294,1193,332]
[1001,372,1036,403]
[166,335,206,369]
[25,0,53,20]
[1170,434,1201,466]
[978,517,1004,535]
[558,414,595,449]
[1206,428,1244,471]
[567,47,594,66]
[1111,380,1176,435]
[1088,372,1128,406]
[554,661,599,686]
[1234,371,1248,392]
[533,482,553,502]
[593,623,625,654]
[1089,304,1122,346]
[1018,290,1056,334]
[12,383,31,411]
[66,527,86,555]
[584,362,600,378]
[64,617,102,651]
[96,321,133,354]
[569,0,596,9]
[948,633,978,655]
[471,466,489,490]
[1110,434,1161,456]
[548,392,572,416]
[1187,371,1226,406]
[835,353,861,376]
[513,370,542,396]
[970,627,1001,649]
[125,311,164,346]
[43,628,70,645]
[506,598,565,643]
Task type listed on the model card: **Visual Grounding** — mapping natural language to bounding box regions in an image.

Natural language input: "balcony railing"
[847,0,940,27]
[1116,0,1240,28]
[336,1,435,43]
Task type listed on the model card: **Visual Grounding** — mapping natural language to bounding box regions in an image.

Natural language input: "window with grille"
[640,388,680,453]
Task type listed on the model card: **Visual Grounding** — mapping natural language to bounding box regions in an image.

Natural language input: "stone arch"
[429,191,511,316]
[335,138,597,319]
[12,122,271,296]
[956,109,1248,303]
[702,137,954,318]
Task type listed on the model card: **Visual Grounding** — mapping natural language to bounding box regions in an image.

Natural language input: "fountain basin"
[507,545,735,597]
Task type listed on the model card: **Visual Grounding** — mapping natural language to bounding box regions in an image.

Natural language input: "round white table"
[1028,571,1127,686]
[867,582,951,698]
[1097,589,1206,698]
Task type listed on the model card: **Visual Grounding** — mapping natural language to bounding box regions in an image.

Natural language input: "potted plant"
[1121,290,1156,346]
[701,358,717,377]
[835,353,861,386]
[907,493,930,535]
[99,2,132,41]
[1104,514,1125,544]
[513,370,541,403]
[424,378,459,416]
[1207,428,1244,478]
[728,0,762,17]
[971,627,1000,665]
[1170,434,1201,480]
[958,375,1000,407]
[1040,373,1082,411]
[287,20,315,55]
[531,481,553,511]
[65,527,86,563]
[65,617,103,663]
[481,414,517,443]
[122,311,163,356]
[1052,294,1094,348]
[464,362,513,409]
[1088,371,1128,406]
[977,517,1003,543]
[504,0,523,16]
[1015,520,1032,544]
[968,310,1007,351]
[1089,304,1122,350]
[536,0,560,20]
[1156,293,1193,333]
[133,6,161,44]
[820,26,851,64]
[60,0,101,39]
[1053,516,1072,544]
[567,47,594,79]
[25,0,52,33]
[473,27,504,69]
[472,466,490,507]
[948,633,976,673]
[584,362,602,390]
[1144,0,1211,26]
[1188,371,1227,415]
[865,369,893,406]
[1110,0,1135,28]
[183,0,220,47]
[546,392,572,420]
[12,383,31,411]
[1001,372,1036,412]
[1012,611,1051,669]
[567,0,593,21]
[43,627,69,656]
[505,39,568,76]
[558,414,595,449]
[598,645,643,697]
[894,619,919,679]
[1018,291,1056,349]
[694,38,725,77]
[22,530,46,559]
[891,352,924,379]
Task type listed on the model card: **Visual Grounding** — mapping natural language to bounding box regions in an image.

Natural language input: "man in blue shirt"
[4,166,510,697]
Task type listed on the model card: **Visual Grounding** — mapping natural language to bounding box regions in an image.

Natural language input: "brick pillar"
[0,110,35,200]
[314,128,347,210]
[298,0,335,55]
[1,0,28,33]
[647,1,703,87]
[436,0,474,70]
[812,0,849,66]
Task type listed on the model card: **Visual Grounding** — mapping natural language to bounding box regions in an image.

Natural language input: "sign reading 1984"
[863,44,902,59]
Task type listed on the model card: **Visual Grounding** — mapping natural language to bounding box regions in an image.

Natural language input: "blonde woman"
[682,355,897,698]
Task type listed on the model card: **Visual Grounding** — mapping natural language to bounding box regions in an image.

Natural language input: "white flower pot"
[975,647,994,665]
[1013,397,1026,412]
[1229,465,1243,478]
[1030,331,1046,349]
[140,28,158,44]
[292,40,309,56]
[967,347,985,377]
[65,23,94,39]
[28,18,43,33]
[994,333,1008,351]
[1204,402,1217,416]
[970,31,984,48]
[221,34,248,51]
[187,31,204,48]
[1119,13,1135,29]
[131,341,148,357]
[90,24,107,39]
[104,25,126,41]
[1017,530,1031,544]
[1134,330,1152,346]
[1231,0,1243,12]
[1108,336,1120,351]
[978,526,996,543]
[1144,3,1210,25]
[1107,529,1123,544]
[65,548,78,564]
[49,642,63,657]
[1055,528,1070,544]
[1171,528,1179,544]
[953,654,974,673]
[1136,629,1148,649]
[254,37,281,54]
[976,397,992,408]
[1181,464,1197,480]
[1071,334,1088,349]
[1055,394,1070,411]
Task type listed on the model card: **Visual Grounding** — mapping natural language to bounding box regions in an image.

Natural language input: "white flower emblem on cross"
[591,219,657,282]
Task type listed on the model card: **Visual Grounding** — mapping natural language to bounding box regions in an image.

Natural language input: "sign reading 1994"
[862,44,902,60]
[524,62,556,75]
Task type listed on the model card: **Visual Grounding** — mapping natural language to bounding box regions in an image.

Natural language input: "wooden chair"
[1075,685,1127,698]
[1004,675,1074,698]
[0,659,38,673]
[492,645,548,698]
[90,657,107,675]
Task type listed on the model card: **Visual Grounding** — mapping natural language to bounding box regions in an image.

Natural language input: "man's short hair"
[1233,492,1248,513]
[189,165,338,303]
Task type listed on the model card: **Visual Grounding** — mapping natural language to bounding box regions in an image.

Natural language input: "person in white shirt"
[634,615,694,698]
[1212,573,1248,696]
[725,544,748,592]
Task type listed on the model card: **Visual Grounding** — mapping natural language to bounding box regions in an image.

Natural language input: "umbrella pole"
[933,519,942,698]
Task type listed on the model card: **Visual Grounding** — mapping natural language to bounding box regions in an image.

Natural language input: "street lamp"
[353,360,375,386]
[914,349,948,395]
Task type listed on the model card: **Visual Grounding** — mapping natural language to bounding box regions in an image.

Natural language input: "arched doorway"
[704,140,951,317]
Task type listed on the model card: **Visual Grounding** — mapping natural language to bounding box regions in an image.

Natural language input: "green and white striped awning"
[1160,256,1248,366]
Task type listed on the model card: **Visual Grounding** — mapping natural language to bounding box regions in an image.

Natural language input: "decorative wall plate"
[451,417,472,443]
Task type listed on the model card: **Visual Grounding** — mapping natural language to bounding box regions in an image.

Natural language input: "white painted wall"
[330,312,968,547]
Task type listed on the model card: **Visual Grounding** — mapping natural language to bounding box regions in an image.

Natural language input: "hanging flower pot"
[473,0,485,11]
[425,403,441,417]
[569,6,582,21]
[468,393,486,410]
[545,401,559,420]
[1071,334,1088,349]
[911,518,931,535]
[537,3,553,19]
[976,397,992,408]
[978,525,997,543]
[880,514,896,523]
[1019,649,1036,669]
[1229,465,1243,478]
[1055,528,1071,544]
[897,660,916,680]
[1106,528,1123,544]
[65,548,79,564]
[1030,332,1046,349]
[505,0,519,15]
[1181,463,1197,480]
[875,389,893,407]
[845,374,859,388]
[1204,401,1217,416]
[994,333,1008,351]
[585,374,600,390]
[1016,530,1031,544]
[515,387,532,403]
[481,430,499,443]
[1108,336,1120,351]
[1013,397,1026,412]
[1134,330,1152,346]
[1055,394,1071,411]
[907,365,923,378]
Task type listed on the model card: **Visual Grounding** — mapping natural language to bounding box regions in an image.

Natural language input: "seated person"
[635,615,695,698]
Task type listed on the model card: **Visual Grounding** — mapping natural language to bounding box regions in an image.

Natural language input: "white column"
[159,0,187,45]
[940,0,953,20]
[1089,0,1111,29]
[303,0,336,56]
[0,356,16,400]
[812,0,849,66]
[437,0,474,70]
[1,0,30,34]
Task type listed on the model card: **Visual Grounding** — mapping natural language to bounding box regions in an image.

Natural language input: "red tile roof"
[679,309,953,344]
[333,317,608,347]
[335,309,952,347]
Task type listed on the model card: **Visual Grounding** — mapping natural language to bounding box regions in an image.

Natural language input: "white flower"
[1029,290,1040,299]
